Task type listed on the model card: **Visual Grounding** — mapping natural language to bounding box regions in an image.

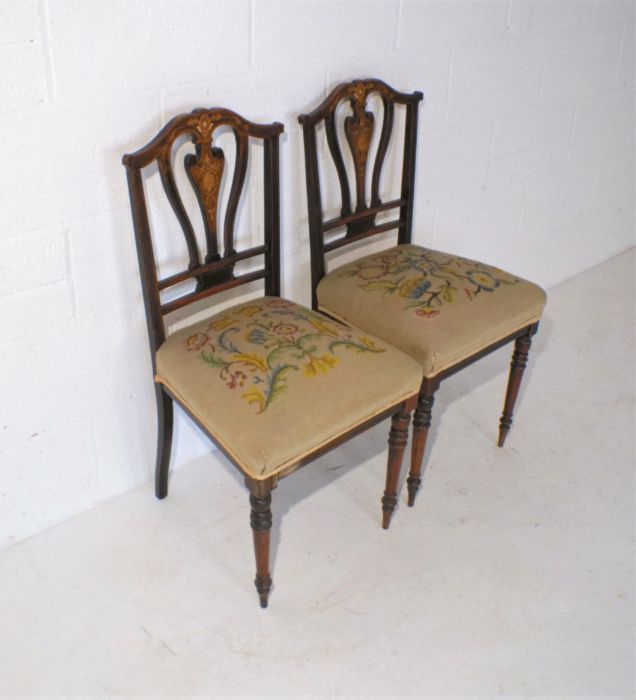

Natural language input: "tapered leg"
[407,381,438,507]
[382,406,412,529]
[155,385,174,500]
[249,488,273,608]
[498,332,533,447]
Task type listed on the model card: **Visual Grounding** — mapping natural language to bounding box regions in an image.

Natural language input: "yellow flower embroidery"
[238,305,262,317]
[341,248,519,318]
[210,316,234,331]
[190,298,384,413]
[304,354,339,376]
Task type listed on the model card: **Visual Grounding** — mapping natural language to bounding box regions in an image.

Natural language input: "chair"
[122,107,422,607]
[298,79,546,507]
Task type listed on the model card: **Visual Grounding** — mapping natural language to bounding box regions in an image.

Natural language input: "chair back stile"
[122,109,284,370]
[298,79,423,309]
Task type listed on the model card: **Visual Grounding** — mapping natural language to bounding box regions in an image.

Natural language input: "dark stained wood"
[249,489,273,609]
[407,378,439,507]
[158,150,201,270]
[124,106,419,607]
[157,245,267,290]
[371,97,394,207]
[159,269,266,315]
[323,220,405,253]
[498,329,534,447]
[382,396,416,529]
[154,385,173,499]
[325,111,352,218]
[185,144,224,259]
[322,198,404,232]
[344,83,375,212]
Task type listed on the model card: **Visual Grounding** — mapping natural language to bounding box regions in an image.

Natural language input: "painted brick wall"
[1,0,634,549]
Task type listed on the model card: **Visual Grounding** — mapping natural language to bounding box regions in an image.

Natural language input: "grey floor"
[1,250,634,698]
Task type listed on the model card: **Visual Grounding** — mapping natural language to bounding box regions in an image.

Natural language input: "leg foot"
[155,385,173,500]
[407,383,437,507]
[250,490,273,608]
[498,332,533,447]
[382,406,411,529]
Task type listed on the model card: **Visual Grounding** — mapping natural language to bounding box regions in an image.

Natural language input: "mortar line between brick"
[248,0,255,66]
[537,36,550,103]
[482,122,497,189]
[393,0,403,51]
[567,99,581,160]
[159,89,166,126]
[505,0,513,31]
[612,25,627,87]
[40,0,58,102]
[63,228,77,317]
[441,49,454,127]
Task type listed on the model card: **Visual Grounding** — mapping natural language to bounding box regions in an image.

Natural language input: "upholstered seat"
[317,245,547,378]
[156,296,422,479]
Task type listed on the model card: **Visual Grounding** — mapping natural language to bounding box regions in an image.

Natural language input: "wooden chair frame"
[123,107,416,607]
[299,79,539,507]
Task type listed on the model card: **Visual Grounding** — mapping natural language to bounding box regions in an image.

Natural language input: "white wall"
[1,0,634,549]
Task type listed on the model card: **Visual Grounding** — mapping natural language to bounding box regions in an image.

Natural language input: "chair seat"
[317,244,547,378]
[156,296,422,480]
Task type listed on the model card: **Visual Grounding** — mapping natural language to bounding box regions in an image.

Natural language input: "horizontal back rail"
[157,244,267,291]
[160,270,267,315]
[322,198,404,232]
[324,221,405,253]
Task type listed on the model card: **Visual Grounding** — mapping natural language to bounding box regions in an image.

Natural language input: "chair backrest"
[123,108,284,363]
[298,79,423,308]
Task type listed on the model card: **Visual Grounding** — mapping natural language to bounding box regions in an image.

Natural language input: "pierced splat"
[298,78,423,309]
[185,140,230,289]
[344,83,375,218]
[123,107,283,323]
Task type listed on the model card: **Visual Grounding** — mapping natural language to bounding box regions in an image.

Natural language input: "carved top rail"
[298,79,423,307]
[123,108,283,353]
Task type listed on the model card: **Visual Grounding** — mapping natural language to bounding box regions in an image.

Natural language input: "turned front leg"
[407,380,438,507]
[382,405,412,529]
[498,332,533,447]
[247,479,274,609]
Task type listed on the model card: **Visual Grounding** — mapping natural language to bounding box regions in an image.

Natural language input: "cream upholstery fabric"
[156,296,422,480]
[317,245,546,378]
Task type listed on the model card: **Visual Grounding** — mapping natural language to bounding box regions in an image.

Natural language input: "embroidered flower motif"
[467,270,498,292]
[226,370,247,389]
[398,276,431,299]
[358,265,387,280]
[271,322,299,337]
[188,300,384,414]
[339,247,519,318]
[238,305,262,317]
[304,353,339,376]
[185,333,210,351]
[415,307,440,319]
[210,316,234,331]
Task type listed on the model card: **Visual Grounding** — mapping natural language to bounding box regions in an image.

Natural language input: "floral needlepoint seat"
[124,107,422,608]
[299,78,548,509]
[156,296,421,479]
[317,245,546,378]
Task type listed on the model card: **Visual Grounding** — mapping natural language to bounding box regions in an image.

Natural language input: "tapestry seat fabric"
[156,296,422,479]
[317,244,547,378]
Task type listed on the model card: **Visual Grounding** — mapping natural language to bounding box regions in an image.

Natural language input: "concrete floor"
[1,250,634,698]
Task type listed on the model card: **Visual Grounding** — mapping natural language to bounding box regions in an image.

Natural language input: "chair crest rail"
[123,108,283,357]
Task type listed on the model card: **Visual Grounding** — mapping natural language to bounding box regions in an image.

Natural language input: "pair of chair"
[123,78,546,608]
